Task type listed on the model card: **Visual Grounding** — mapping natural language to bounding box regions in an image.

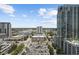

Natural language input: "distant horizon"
[0,4,62,28]
[12,27,57,28]
[0,22,57,28]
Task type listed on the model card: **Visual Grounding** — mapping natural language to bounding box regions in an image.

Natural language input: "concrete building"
[57,5,79,54]
[36,26,43,34]
[4,35,25,41]
[32,34,46,42]
[64,40,79,55]
[0,42,12,55]
[0,22,12,38]
[32,26,46,43]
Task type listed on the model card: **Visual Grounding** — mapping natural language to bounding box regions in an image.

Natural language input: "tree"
[8,44,17,53]
[52,43,57,49]
[47,31,54,36]
[11,43,25,55]
[56,48,64,54]
[24,36,28,41]
[48,45,54,55]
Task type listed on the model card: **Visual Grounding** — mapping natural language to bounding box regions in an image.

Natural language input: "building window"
[5,29,6,33]
[0,29,1,33]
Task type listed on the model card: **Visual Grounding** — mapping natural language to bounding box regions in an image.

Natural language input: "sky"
[0,4,62,28]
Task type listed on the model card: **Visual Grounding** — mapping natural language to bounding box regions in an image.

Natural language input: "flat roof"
[32,36,46,37]
[0,22,10,23]
[32,34,46,37]
[5,35,24,40]
[66,40,79,46]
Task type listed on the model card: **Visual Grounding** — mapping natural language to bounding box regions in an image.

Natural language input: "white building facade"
[64,40,79,55]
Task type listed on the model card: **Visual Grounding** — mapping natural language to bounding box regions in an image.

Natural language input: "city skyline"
[0,4,62,28]
[1,4,79,55]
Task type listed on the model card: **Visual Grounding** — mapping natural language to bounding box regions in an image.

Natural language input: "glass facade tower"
[57,5,79,51]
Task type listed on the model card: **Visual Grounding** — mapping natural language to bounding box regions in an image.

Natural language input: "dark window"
[5,29,6,33]
[0,29,1,33]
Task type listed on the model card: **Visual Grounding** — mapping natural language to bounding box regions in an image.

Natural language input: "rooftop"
[4,35,24,40]
[66,40,79,46]
[0,22,10,24]
[32,34,46,38]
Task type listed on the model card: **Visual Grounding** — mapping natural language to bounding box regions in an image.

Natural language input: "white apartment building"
[64,40,79,55]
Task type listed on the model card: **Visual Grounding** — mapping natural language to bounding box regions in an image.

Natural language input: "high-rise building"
[36,26,43,34]
[0,22,12,38]
[57,5,79,54]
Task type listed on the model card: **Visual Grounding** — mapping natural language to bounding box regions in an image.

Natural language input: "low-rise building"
[27,42,50,55]
[0,42,13,55]
[27,30,49,55]
[32,34,46,42]
[4,35,25,41]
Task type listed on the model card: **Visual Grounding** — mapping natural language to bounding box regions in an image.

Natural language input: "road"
[18,36,32,55]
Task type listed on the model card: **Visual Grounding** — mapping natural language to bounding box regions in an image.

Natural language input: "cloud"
[38,8,57,28]
[47,10,57,16]
[38,8,57,18]
[22,14,27,17]
[41,19,57,24]
[38,8,47,16]
[0,4,15,14]
[41,18,57,28]
[9,14,15,17]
